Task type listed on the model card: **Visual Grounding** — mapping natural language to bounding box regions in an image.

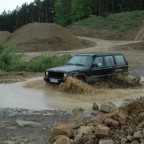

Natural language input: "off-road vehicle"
[44,52,128,84]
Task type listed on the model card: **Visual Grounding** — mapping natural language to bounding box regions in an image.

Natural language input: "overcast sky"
[0,0,34,14]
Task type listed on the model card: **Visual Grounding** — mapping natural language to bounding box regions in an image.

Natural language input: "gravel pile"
[50,97,144,144]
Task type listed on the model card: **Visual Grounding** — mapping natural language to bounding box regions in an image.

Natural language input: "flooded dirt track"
[0,76,144,112]
[0,78,50,110]
[0,77,93,111]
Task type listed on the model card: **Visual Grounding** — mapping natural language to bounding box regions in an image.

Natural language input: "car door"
[89,56,105,81]
[104,55,115,77]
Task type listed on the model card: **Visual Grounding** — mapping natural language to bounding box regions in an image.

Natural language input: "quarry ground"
[0,36,144,143]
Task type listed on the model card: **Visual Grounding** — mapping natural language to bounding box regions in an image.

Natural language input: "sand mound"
[0,31,11,42]
[7,22,92,52]
[58,77,92,94]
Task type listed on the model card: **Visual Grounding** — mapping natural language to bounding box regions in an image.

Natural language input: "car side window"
[114,55,126,65]
[105,56,114,66]
[93,57,104,67]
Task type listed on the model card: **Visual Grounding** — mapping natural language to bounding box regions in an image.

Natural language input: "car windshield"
[67,55,93,67]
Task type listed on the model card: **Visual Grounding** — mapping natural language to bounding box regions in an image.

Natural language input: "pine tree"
[54,0,66,26]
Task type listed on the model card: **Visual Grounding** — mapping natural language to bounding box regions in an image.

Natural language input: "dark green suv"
[44,52,128,84]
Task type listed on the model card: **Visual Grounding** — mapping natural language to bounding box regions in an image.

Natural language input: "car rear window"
[114,55,126,65]
[105,56,114,66]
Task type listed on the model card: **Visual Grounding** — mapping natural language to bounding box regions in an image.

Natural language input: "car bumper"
[44,77,64,84]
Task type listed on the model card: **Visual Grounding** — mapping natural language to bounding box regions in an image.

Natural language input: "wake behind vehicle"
[44,52,128,84]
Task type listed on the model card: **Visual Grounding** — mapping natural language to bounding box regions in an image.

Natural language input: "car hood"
[47,65,88,73]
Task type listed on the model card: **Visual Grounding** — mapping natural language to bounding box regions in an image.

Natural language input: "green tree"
[71,0,92,22]
[54,0,66,26]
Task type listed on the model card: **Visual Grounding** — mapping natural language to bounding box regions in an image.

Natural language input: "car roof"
[77,52,124,57]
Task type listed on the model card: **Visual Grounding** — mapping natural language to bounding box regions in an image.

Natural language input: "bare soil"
[6,23,94,52]
[0,31,11,42]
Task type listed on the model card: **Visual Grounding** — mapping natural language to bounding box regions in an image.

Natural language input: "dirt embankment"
[68,21,144,41]
[4,23,94,52]
[0,31,11,42]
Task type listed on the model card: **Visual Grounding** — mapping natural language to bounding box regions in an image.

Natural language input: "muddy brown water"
[0,77,92,111]
[0,77,144,112]
[0,78,49,110]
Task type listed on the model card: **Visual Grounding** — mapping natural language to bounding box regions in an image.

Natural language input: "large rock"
[92,114,107,126]
[133,130,143,139]
[51,122,73,139]
[108,108,119,118]
[100,102,116,113]
[95,124,110,137]
[127,135,133,142]
[131,140,139,144]
[85,139,95,144]
[92,102,99,110]
[115,112,128,124]
[104,118,119,127]
[69,109,87,128]
[121,138,127,144]
[53,135,72,144]
[140,139,144,143]
[99,139,114,144]
[73,135,83,144]
[138,113,144,121]
[74,124,94,144]
[119,98,144,113]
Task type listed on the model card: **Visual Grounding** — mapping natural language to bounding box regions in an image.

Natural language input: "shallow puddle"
[0,77,92,111]
[0,77,144,112]
[0,78,50,110]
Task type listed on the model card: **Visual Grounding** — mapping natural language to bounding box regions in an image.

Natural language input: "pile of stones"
[50,97,144,144]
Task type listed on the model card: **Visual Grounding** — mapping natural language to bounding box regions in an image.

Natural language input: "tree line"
[0,0,144,32]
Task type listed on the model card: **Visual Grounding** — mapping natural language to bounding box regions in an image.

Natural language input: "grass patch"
[0,43,71,72]
[72,10,144,32]
[15,54,71,72]
[0,43,22,71]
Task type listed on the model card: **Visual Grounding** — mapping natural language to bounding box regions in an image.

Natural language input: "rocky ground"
[0,109,69,144]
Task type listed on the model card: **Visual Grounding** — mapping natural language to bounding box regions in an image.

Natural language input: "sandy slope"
[6,23,93,52]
